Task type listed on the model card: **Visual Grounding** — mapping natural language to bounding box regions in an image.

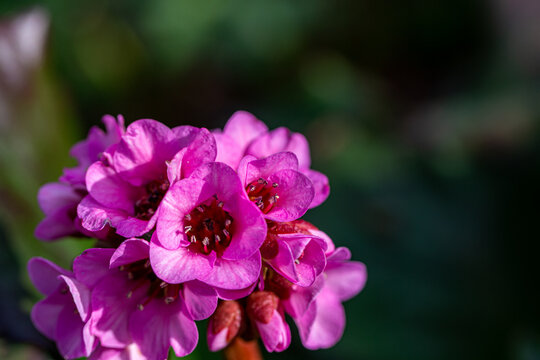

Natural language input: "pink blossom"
[35,115,124,241]
[293,247,367,349]
[28,257,96,359]
[238,152,314,221]
[78,120,216,238]
[150,162,266,290]
[214,111,329,208]
[73,239,210,359]
[260,220,327,287]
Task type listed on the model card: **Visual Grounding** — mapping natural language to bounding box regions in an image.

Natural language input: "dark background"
[1,1,540,359]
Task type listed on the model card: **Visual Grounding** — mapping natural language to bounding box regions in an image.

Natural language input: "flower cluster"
[30,111,367,359]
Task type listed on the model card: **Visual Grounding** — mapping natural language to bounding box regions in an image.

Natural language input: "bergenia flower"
[35,115,124,241]
[293,247,367,349]
[237,152,314,221]
[150,162,267,290]
[28,257,96,359]
[261,220,326,287]
[73,239,208,359]
[214,111,330,208]
[213,111,268,170]
[78,120,216,237]
[29,112,365,359]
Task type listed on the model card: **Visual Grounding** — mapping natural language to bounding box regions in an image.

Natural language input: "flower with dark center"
[72,239,216,359]
[237,152,314,222]
[150,162,266,290]
[78,120,216,237]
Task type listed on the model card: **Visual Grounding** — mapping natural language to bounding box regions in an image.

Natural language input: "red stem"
[223,338,263,360]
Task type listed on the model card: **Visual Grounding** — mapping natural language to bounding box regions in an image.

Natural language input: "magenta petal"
[86,161,138,213]
[73,248,115,289]
[182,281,218,321]
[284,275,324,318]
[180,127,217,177]
[221,197,267,261]
[264,169,314,222]
[28,257,71,295]
[265,239,299,283]
[247,127,311,169]
[223,111,268,150]
[31,291,65,339]
[296,288,345,350]
[303,169,330,208]
[88,344,146,360]
[257,310,291,352]
[35,204,79,241]
[78,195,129,233]
[59,275,91,321]
[113,119,175,186]
[166,148,187,184]
[156,178,213,249]
[149,238,216,284]
[91,271,147,348]
[110,239,150,268]
[325,260,367,302]
[293,240,326,287]
[37,182,80,215]
[328,246,352,262]
[240,152,299,185]
[129,298,198,359]
[190,162,244,203]
[200,252,261,290]
[214,133,244,169]
[56,304,91,359]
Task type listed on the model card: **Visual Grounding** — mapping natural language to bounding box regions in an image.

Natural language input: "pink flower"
[261,220,327,287]
[28,257,96,359]
[237,152,314,221]
[78,120,216,238]
[150,162,266,290]
[293,247,367,349]
[206,300,244,352]
[73,239,210,359]
[213,111,268,170]
[214,111,330,209]
[35,115,124,241]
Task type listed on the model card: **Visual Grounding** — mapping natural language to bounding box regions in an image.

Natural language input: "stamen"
[190,235,197,243]
[217,201,224,208]
[126,291,133,298]
[184,225,192,232]
[215,234,221,242]
[223,229,230,238]
[225,219,232,227]
[196,206,204,212]
[185,214,191,221]
[272,183,278,188]
[138,304,144,311]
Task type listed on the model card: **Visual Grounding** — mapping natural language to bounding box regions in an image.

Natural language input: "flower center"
[184,196,234,255]
[120,259,181,310]
[134,179,170,220]
[246,178,279,213]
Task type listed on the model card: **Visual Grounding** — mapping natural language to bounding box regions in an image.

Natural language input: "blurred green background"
[1,1,540,359]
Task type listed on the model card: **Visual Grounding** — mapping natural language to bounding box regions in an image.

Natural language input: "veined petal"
[27,257,71,295]
[182,281,218,321]
[110,239,150,269]
[73,248,115,289]
[303,169,330,208]
[199,252,261,290]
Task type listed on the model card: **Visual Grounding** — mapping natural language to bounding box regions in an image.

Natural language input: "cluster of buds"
[30,111,367,359]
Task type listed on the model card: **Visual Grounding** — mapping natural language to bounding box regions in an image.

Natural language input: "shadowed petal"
[183,281,218,321]
[110,239,150,268]
[303,169,330,208]
[200,252,261,290]
[73,248,115,289]
[28,257,71,295]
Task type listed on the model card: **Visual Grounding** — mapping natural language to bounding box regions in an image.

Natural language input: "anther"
[223,229,230,237]
[294,259,300,265]
[164,297,175,304]
[249,185,256,192]
[185,214,191,221]
[197,206,204,212]
[190,235,197,243]
[257,178,266,184]
[217,201,224,208]
[225,219,232,227]
[126,291,133,298]
[160,281,168,288]
[215,234,221,242]
[144,260,151,268]
[202,237,210,246]
[272,183,278,188]
[127,272,134,280]
[138,304,144,311]
[184,225,192,232]
[119,265,125,271]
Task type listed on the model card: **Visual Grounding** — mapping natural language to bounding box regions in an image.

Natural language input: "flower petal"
[223,111,268,151]
[256,310,291,352]
[73,248,115,289]
[182,280,218,321]
[265,169,314,222]
[303,169,330,208]
[149,237,216,284]
[110,239,150,269]
[200,252,261,290]
[27,257,71,295]
[325,259,367,302]
[56,304,92,359]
